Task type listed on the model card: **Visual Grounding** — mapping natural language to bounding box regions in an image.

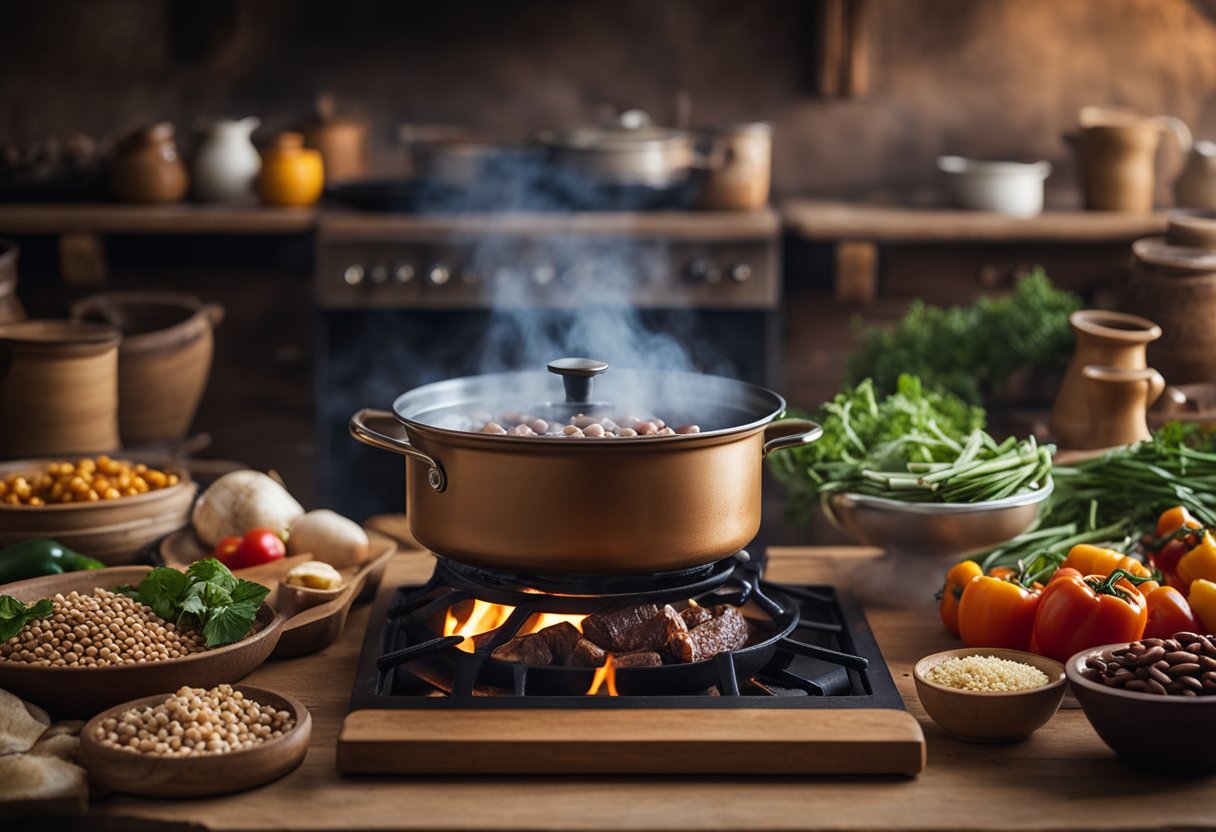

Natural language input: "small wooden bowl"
[159,528,397,658]
[914,648,1066,743]
[0,458,195,564]
[79,685,311,797]
[1067,644,1216,774]
[0,566,285,718]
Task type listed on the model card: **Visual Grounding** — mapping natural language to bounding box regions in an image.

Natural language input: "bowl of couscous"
[914,648,1066,742]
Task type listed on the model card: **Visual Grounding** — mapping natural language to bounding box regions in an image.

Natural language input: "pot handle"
[349,408,447,492]
[761,418,823,457]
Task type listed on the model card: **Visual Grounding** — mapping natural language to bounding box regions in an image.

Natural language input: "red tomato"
[212,536,244,569]
[237,528,286,567]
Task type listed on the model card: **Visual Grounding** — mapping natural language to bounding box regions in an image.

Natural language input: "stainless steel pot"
[536,124,697,189]
[349,359,820,575]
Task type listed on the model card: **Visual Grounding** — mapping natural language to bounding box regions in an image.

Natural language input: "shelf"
[782,198,1170,243]
[0,203,317,235]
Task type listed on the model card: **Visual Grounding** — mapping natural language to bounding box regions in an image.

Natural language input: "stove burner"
[347,545,903,706]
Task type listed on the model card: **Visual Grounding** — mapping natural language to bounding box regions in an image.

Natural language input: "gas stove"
[337,545,926,776]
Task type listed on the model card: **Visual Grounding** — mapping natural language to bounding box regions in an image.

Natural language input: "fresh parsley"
[118,559,270,648]
[0,595,54,642]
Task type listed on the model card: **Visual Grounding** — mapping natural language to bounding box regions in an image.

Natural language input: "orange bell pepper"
[938,560,983,637]
[1032,569,1151,662]
[1189,579,1216,633]
[1151,506,1206,590]
[1156,506,1204,540]
[1177,532,1216,592]
[958,574,1041,651]
[1143,585,1201,639]
[1061,544,1153,581]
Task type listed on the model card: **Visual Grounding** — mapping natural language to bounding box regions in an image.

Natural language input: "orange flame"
[586,655,619,696]
[443,601,587,653]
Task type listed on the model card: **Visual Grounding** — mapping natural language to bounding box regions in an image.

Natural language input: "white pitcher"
[192,117,261,203]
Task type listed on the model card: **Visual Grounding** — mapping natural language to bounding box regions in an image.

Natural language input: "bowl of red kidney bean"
[1067,633,1216,774]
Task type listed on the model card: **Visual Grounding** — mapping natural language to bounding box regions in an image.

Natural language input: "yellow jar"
[257,132,324,207]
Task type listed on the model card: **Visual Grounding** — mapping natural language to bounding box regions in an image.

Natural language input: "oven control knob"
[532,265,556,286]
[393,263,415,284]
[729,262,753,283]
[369,264,389,284]
[685,258,721,285]
[426,264,451,287]
[343,265,364,287]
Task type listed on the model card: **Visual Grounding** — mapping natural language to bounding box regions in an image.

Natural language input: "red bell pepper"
[1143,584,1201,639]
[1032,569,1151,662]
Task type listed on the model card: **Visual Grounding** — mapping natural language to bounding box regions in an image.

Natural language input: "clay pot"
[192,117,261,203]
[257,132,324,207]
[303,96,367,183]
[1079,366,1165,449]
[1073,106,1191,213]
[694,122,772,211]
[70,292,223,447]
[1050,310,1161,449]
[1124,215,1216,386]
[0,240,26,325]
[0,320,121,458]
[110,123,189,204]
[1175,141,1216,210]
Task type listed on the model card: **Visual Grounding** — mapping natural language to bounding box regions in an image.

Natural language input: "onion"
[191,470,304,548]
[286,509,369,568]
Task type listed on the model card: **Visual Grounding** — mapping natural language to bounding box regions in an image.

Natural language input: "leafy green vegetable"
[0,595,54,642]
[768,375,986,523]
[120,559,270,648]
[847,270,1081,405]
[977,422,1216,571]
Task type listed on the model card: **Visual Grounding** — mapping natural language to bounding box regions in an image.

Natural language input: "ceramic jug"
[1175,140,1216,210]
[257,132,324,207]
[192,117,261,203]
[1050,309,1162,448]
[1074,106,1191,213]
[110,122,189,204]
[1124,215,1216,385]
[1079,366,1165,449]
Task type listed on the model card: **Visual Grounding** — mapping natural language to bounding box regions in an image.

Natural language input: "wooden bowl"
[0,458,195,564]
[914,648,1067,742]
[159,528,397,658]
[0,566,285,718]
[78,685,310,797]
[1067,644,1216,774]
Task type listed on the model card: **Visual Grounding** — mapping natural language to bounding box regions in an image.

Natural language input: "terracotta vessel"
[1124,215,1216,385]
[695,122,772,211]
[303,95,367,183]
[70,291,224,446]
[1050,310,1161,449]
[192,116,261,203]
[257,132,324,207]
[1074,106,1190,213]
[0,320,121,458]
[1175,140,1216,210]
[0,239,26,324]
[110,122,189,204]
[1079,366,1165,449]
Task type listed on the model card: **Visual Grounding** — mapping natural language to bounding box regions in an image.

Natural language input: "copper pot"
[349,359,820,575]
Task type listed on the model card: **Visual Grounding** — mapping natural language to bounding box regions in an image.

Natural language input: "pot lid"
[538,124,690,152]
[391,358,786,443]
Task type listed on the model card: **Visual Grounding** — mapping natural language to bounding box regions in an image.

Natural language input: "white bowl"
[937,156,1052,217]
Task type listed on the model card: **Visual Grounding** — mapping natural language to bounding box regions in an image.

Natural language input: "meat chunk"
[581,603,660,652]
[566,637,608,668]
[490,633,553,665]
[680,605,714,629]
[536,621,581,663]
[689,605,749,658]
[666,630,700,664]
[613,651,663,668]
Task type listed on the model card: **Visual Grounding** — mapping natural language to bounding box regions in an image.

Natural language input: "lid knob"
[547,357,609,404]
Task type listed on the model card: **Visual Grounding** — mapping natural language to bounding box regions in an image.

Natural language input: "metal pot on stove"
[349,358,820,575]
[536,111,698,190]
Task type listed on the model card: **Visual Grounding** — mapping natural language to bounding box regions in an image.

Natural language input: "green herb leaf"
[186,559,238,593]
[0,595,54,642]
[202,599,262,648]
[135,567,190,621]
[122,559,269,650]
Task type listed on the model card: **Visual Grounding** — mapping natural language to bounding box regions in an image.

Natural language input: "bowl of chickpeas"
[0,455,195,563]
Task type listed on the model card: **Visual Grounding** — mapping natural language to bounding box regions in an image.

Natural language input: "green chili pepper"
[0,539,105,584]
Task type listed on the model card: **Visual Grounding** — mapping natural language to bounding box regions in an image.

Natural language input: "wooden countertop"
[781,198,1171,243]
[0,203,317,235]
[23,545,1216,832]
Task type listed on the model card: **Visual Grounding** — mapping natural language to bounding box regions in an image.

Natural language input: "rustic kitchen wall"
[1,0,1213,198]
